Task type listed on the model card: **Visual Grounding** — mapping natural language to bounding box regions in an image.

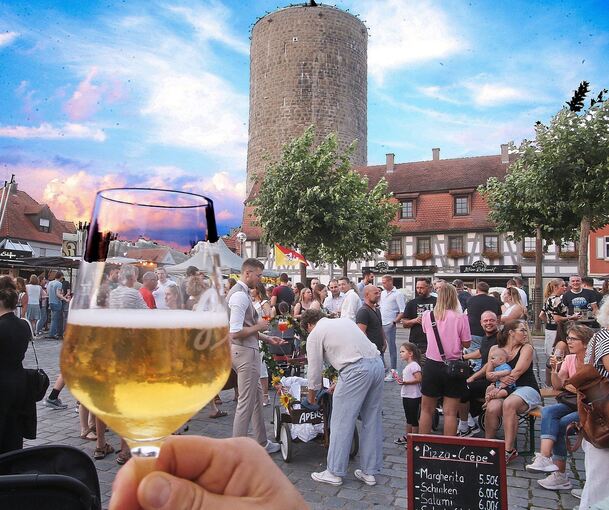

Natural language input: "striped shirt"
[109,286,147,309]
[585,328,609,378]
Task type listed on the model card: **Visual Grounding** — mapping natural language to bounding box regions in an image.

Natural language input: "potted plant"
[481,250,502,260]
[385,253,403,261]
[447,250,467,259]
[415,252,433,261]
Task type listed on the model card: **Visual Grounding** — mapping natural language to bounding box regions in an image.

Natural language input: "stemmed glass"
[278,318,288,339]
[60,188,231,459]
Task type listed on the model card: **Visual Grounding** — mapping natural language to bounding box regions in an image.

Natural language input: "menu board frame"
[407,434,508,510]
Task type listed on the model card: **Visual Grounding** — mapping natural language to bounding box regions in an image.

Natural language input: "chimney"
[386,153,395,173]
[500,143,509,164]
[432,147,440,161]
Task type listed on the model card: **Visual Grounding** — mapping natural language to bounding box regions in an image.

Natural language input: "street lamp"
[236,232,247,257]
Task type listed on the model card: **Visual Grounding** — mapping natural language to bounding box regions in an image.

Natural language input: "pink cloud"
[63,69,127,121]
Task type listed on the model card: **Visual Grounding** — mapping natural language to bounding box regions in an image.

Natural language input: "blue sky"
[1,0,608,234]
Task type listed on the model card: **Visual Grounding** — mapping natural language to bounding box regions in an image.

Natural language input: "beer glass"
[60,188,230,458]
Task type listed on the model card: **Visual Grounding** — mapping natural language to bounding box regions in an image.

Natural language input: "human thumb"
[138,472,235,510]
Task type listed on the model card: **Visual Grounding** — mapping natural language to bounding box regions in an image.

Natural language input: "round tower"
[246,3,367,195]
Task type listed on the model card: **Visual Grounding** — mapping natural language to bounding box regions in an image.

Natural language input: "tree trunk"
[579,216,591,277]
[299,262,307,284]
[342,258,348,277]
[533,226,543,333]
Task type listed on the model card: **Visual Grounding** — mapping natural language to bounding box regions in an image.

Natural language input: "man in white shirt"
[379,275,406,380]
[323,278,344,316]
[227,258,285,454]
[152,267,177,309]
[339,277,361,321]
[303,309,384,487]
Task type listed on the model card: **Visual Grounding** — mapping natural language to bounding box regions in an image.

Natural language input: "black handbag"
[25,337,49,402]
[555,390,578,411]
[430,311,469,379]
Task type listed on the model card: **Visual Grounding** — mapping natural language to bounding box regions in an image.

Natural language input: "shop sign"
[460,260,519,274]
[364,262,437,275]
[0,249,29,259]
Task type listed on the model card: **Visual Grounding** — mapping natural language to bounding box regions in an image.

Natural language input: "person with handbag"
[573,299,609,509]
[419,284,471,436]
[483,320,542,463]
[0,276,31,453]
[525,324,593,491]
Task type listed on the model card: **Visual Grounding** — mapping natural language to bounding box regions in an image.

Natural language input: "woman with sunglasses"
[525,324,593,490]
[483,320,541,463]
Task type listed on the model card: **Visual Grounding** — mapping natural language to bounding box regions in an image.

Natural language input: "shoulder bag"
[430,311,469,380]
[566,333,609,449]
[25,336,50,402]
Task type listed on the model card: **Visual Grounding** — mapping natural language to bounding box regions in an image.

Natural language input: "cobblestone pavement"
[24,329,584,509]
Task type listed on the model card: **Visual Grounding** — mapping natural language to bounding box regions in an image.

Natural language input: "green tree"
[251,126,397,279]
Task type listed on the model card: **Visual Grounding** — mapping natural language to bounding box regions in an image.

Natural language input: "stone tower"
[246,3,367,195]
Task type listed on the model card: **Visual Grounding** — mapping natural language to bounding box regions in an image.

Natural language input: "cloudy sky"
[1,0,607,234]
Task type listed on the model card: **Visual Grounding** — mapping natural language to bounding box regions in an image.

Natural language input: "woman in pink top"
[525,323,594,490]
[419,284,471,436]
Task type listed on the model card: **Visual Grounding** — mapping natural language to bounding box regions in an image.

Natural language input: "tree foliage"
[480,82,609,276]
[252,126,397,272]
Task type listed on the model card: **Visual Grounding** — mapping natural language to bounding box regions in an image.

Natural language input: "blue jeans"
[466,335,484,371]
[49,302,63,337]
[540,403,579,460]
[327,357,384,476]
[36,303,48,334]
[382,323,397,370]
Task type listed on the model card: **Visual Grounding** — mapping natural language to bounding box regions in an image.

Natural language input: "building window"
[483,235,499,252]
[256,243,269,258]
[39,218,50,233]
[388,238,402,255]
[523,237,536,252]
[448,236,464,253]
[417,237,431,255]
[399,200,414,219]
[454,195,469,216]
[559,240,578,259]
[39,248,47,257]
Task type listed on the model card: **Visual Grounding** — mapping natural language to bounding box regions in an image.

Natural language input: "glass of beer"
[60,188,231,458]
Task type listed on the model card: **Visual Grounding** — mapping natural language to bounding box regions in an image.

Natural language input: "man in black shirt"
[564,274,599,328]
[458,310,499,437]
[356,285,385,354]
[465,281,502,371]
[452,279,471,311]
[402,279,436,354]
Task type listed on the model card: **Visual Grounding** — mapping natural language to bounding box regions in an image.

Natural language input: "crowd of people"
[2,265,609,509]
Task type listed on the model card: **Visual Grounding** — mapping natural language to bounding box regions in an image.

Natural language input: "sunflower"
[271,375,282,387]
[279,393,293,410]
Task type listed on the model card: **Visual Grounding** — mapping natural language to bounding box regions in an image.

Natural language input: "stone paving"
[24,329,584,509]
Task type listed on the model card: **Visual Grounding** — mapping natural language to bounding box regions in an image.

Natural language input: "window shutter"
[596,237,605,259]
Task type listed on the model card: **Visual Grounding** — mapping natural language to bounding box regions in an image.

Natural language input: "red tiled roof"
[241,154,510,239]
[126,248,171,263]
[223,233,238,252]
[0,188,76,245]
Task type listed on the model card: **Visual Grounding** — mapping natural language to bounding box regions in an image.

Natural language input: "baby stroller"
[0,445,102,510]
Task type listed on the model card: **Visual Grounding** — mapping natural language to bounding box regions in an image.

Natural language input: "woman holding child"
[525,323,593,491]
[484,320,541,463]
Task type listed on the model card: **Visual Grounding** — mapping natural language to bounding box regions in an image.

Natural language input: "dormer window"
[39,218,50,233]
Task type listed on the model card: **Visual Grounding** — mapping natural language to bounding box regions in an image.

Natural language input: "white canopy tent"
[166,238,279,277]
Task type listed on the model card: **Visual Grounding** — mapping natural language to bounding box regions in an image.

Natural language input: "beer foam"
[68,309,228,329]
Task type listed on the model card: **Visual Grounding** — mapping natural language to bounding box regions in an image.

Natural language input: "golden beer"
[61,309,230,442]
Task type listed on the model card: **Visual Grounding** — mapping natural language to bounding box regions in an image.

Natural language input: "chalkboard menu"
[407,434,507,510]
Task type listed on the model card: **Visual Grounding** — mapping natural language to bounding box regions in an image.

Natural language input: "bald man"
[355,284,386,354]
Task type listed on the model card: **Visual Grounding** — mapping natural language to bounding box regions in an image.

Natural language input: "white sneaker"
[311,469,343,486]
[354,469,376,486]
[571,488,582,499]
[526,453,559,473]
[384,373,394,382]
[264,440,280,454]
[537,471,572,490]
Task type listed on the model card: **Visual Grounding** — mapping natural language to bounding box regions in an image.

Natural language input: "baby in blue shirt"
[484,348,515,405]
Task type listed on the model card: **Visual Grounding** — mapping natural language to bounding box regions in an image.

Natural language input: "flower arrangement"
[447,249,467,259]
[481,250,501,259]
[415,252,433,261]
[279,391,295,410]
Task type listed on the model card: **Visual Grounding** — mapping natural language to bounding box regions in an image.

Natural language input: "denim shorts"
[512,386,542,412]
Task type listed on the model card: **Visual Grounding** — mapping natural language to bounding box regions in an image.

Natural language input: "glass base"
[127,437,165,458]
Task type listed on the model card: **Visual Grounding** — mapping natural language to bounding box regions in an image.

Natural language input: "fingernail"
[142,474,171,508]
